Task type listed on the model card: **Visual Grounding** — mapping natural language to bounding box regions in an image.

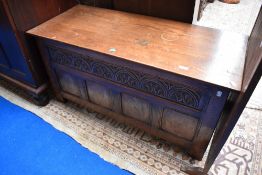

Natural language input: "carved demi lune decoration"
[47,46,202,109]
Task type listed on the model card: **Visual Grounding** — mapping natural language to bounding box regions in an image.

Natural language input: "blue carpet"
[0,97,131,175]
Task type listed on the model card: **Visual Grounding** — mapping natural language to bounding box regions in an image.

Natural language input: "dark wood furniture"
[80,0,206,23]
[28,4,262,174]
[0,0,77,105]
[28,5,246,159]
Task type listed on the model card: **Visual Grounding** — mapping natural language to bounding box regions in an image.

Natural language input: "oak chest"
[28,5,248,160]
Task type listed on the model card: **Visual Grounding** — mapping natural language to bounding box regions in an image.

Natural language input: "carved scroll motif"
[48,46,202,109]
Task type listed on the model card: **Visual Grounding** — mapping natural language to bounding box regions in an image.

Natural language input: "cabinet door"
[0,2,35,86]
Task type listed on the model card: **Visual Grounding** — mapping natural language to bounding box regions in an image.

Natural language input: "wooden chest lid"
[27,5,248,91]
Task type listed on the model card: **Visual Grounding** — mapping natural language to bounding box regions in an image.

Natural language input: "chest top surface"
[27,5,248,91]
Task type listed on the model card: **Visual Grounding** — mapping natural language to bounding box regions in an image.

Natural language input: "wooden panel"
[80,0,113,8]
[4,0,77,85]
[28,5,247,91]
[80,0,195,23]
[87,81,122,112]
[0,1,35,85]
[162,108,198,140]
[113,0,149,16]
[6,0,77,32]
[46,45,210,111]
[0,0,77,105]
[122,94,151,123]
[56,70,88,100]
[151,104,163,129]
[148,0,195,22]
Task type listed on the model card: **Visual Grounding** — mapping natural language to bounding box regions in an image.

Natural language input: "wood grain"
[0,0,77,105]
[34,37,231,160]
[79,0,196,23]
[4,0,77,85]
[28,5,247,91]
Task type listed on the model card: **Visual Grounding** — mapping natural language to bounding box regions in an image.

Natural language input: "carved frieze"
[48,46,202,109]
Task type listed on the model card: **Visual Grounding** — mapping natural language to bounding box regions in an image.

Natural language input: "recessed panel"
[56,70,88,99]
[162,108,198,140]
[122,93,151,123]
[87,81,121,112]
